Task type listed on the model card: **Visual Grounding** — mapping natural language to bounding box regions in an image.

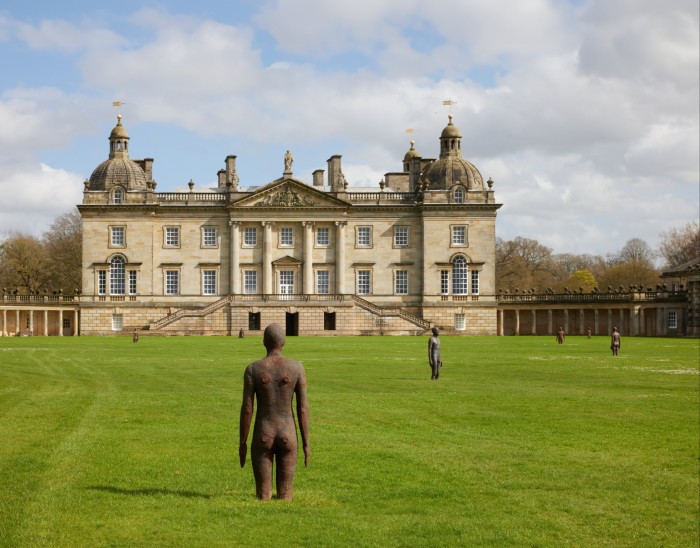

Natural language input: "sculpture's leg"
[275,450,297,500]
[251,446,273,500]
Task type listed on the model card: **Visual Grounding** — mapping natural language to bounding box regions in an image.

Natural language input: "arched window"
[110,256,125,295]
[453,187,464,204]
[113,188,124,204]
[452,255,468,294]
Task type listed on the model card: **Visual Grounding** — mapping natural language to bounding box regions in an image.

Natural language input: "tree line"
[0,210,698,296]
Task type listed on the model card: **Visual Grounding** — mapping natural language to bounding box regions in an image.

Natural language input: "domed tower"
[402,140,421,172]
[418,114,484,191]
[87,115,148,192]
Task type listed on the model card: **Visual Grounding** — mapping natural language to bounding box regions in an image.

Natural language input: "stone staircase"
[350,295,432,331]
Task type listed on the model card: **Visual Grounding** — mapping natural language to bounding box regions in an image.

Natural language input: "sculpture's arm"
[428,339,434,365]
[295,366,310,466]
[239,367,255,467]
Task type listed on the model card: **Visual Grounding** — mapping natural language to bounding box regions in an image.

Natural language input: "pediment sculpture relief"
[255,184,318,207]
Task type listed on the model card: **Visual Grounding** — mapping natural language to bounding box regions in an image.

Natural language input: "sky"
[0,0,698,257]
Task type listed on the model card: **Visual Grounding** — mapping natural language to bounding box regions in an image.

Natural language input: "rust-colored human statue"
[428,327,442,380]
[239,324,310,500]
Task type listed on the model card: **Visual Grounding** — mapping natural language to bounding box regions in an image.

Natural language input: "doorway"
[286,312,299,336]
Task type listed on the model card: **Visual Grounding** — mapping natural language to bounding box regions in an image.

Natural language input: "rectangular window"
[395,270,408,295]
[316,271,329,294]
[324,312,336,331]
[394,226,408,247]
[112,314,123,331]
[203,270,217,295]
[248,312,261,331]
[471,270,480,295]
[280,227,294,247]
[98,271,107,295]
[455,313,466,331]
[244,270,257,294]
[357,226,372,247]
[357,270,371,295]
[202,227,217,247]
[668,311,677,329]
[440,270,450,295]
[243,227,257,247]
[62,318,71,329]
[451,226,466,246]
[165,270,180,295]
[165,227,180,247]
[129,271,137,295]
[316,227,330,247]
[110,226,125,246]
[280,271,294,295]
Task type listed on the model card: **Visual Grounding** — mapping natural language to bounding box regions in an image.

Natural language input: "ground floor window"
[668,311,677,329]
[324,312,336,331]
[63,318,71,329]
[112,314,123,331]
[248,312,261,331]
[455,313,466,331]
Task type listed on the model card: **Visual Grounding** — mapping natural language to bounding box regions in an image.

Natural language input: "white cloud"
[14,17,126,53]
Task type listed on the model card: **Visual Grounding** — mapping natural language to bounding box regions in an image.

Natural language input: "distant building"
[661,258,700,337]
[76,114,501,335]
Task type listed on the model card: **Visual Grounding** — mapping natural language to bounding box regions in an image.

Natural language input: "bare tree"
[658,221,700,268]
[0,234,53,293]
[43,209,82,292]
[496,237,554,291]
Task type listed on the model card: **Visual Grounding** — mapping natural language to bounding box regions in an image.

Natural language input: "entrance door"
[280,271,294,300]
[286,312,299,336]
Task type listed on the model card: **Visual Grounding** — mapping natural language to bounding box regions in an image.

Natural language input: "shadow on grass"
[86,485,214,499]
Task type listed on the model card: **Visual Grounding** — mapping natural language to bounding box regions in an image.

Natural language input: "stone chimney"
[312,169,325,188]
[327,155,342,191]
[141,158,154,181]
[217,170,226,188]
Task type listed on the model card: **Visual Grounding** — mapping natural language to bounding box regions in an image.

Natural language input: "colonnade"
[0,307,79,336]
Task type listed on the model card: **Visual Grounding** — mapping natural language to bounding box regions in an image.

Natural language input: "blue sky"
[0,0,698,257]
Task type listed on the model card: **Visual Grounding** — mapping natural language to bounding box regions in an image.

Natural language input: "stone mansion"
[76,113,500,336]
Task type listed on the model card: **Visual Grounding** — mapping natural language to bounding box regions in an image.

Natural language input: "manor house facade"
[76,114,501,336]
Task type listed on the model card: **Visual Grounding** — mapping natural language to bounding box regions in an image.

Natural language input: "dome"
[440,114,461,139]
[403,140,421,163]
[110,115,129,139]
[419,156,484,191]
[88,158,147,191]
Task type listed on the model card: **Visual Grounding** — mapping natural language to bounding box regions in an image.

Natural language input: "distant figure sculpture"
[556,326,565,344]
[133,328,139,343]
[610,327,621,356]
[239,324,309,500]
[428,327,442,380]
[586,327,592,339]
[284,150,293,172]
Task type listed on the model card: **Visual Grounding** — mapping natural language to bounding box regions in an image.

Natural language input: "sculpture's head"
[263,323,285,350]
[432,327,439,336]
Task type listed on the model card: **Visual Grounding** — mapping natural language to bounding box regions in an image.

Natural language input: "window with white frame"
[452,256,468,294]
[668,311,677,329]
[451,225,467,246]
[316,271,329,294]
[455,313,466,331]
[128,270,137,295]
[203,270,217,295]
[202,226,217,247]
[113,188,124,204]
[112,314,123,331]
[243,227,257,247]
[453,187,464,204]
[357,270,371,295]
[110,256,125,295]
[356,226,372,247]
[471,270,480,295]
[440,270,450,295]
[316,227,330,247]
[244,270,257,294]
[395,270,408,295]
[280,227,294,247]
[110,226,125,247]
[164,226,180,247]
[98,270,107,295]
[394,226,408,247]
[165,270,180,295]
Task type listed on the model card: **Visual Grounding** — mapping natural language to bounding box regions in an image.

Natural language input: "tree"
[569,269,597,292]
[658,221,700,268]
[496,237,554,291]
[0,234,53,293]
[43,209,82,292]
[614,238,656,265]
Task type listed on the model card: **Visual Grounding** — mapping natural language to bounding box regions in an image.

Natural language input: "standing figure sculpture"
[284,150,293,173]
[556,326,565,344]
[610,326,621,356]
[239,324,310,500]
[428,327,442,380]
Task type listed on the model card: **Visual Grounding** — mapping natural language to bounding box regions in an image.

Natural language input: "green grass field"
[1,334,698,547]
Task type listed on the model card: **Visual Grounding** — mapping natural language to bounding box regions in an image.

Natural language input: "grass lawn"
[0,334,698,547]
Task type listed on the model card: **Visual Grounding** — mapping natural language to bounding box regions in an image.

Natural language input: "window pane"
[110,257,125,295]
[203,270,217,295]
[452,256,468,294]
[357,270,371,294]
[395,270,408,294]
[452,226,466,245]
[129,270,137,295]
[166,271,179,295]
[394,227,408,246]
[112,314,123,331]
[471,270,479,295]
[316,227,329,246]
[244,227,257,246]
[165,227,179,246]
[244,271,257,294]
[98,271,107,295]
[440,270,449,294]
[357,227,371,246]
[203,227,217,246]
[455,313,466,330]
[111,227,125,246]
[317,271,329,294]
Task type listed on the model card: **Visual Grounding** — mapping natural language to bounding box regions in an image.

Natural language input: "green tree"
[569,269,597,292]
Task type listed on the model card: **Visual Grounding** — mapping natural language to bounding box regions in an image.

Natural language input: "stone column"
[74,310,79,336]
[43,309,48,336]
[639,307,645,336]
[498,309,504,336]
[563,309,569,334]
[302,221,314,294]
[1,309,6,336]
[515,309,520,335]
[531,309,536,335]
[594,309,599,335]
[619,309,624,335]
[29,310,34,335]
[229,221,241,294]
[262,221,274,295]
[59,309,64,337]
[15,310,20,335]
[608,309,612,333]
[335,221,347,294]
[547,309,553,336]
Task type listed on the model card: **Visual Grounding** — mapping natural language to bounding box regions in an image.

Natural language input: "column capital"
[229,220,241,227]
[302,221,315,228]
[261,221,275,228]
[335,220,347,228]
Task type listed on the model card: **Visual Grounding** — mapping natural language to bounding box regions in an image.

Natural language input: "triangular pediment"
[272,255,303,266]
[231,178,349,208]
